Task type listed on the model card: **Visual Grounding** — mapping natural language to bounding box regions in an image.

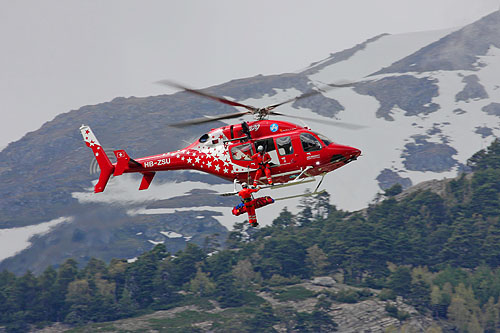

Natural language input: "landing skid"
[259,177,315,190]
[274,189,326,201]
[218,172,327,198]
[219,179,240,197]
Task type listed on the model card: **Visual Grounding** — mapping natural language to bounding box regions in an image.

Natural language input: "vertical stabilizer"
[80,125,114,193]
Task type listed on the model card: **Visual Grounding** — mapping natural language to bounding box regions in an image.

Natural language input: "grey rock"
[376,168,413,190]
[482,102,500,116]
[455,74,489,102]
[402,137,459,172]
[311,276,337,287]
[475,126,494,138]
[292,93,344,118]
[353,75,439,120]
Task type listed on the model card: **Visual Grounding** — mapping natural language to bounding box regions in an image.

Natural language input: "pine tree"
[447,296,469,331]
[189,268,216,296]
[232,259,260,288]
[306,245,329,276]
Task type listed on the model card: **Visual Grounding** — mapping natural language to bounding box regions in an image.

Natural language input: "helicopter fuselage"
[128,119,361,186]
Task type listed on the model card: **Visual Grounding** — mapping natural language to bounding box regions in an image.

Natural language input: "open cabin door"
[253,138,280,167]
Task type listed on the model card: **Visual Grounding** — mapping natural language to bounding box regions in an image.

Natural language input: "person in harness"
[233,182,275,227]
[252,145,272,187]
[237,182,260,227]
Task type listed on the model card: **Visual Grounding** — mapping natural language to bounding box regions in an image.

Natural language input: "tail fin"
[80,125,114,193]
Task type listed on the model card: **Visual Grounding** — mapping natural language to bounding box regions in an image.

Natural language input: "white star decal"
[207,161,212,167]
[187,157,192,163]
[214,164,220,171]
[223,168,228,173]
[195,157,200,163]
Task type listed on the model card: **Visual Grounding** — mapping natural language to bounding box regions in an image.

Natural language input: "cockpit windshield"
[314,132,333,146]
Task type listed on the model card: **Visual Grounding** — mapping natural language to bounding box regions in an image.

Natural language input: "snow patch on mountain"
[73,174,310,229]
[160,231,183,238]
[0,217,72,262]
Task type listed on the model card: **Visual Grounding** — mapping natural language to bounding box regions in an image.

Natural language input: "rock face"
[312,276,337,287]
[377,168,413,190]
[298,281,437,333]
[373,11,500,74]
[402,139,459,172]
[354,75,440,120]
[482,102,500,116]
[455,75,489,102]
[328,298,431,333]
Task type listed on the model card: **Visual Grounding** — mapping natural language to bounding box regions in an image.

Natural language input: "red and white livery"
[80,119,360,194]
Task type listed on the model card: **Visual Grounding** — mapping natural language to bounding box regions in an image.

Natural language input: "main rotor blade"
[169,110,251,128]
[262,81,359,112]
[158,80,258,113]
[270,111,366,130]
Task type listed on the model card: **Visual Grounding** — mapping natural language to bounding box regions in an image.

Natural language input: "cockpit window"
[314,132,333,146]
[300,133,323,152]
[199,134,209,143]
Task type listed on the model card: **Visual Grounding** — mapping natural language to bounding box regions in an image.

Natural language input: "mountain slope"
[1,11,500,274]
[4,137,500,331]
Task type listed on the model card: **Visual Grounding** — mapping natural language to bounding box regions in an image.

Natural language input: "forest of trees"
[2,139,500,332]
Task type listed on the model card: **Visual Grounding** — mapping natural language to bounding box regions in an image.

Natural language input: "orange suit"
[238,186,260,225]
[252,152,272,186]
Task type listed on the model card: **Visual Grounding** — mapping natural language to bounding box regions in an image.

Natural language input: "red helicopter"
[80,81,362,224]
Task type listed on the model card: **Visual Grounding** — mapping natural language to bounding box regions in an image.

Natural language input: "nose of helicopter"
[329,144,361,163]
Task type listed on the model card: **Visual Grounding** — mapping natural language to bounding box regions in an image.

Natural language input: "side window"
[231,143,253,161]
[300,133,322,152]
[275,136,293,155]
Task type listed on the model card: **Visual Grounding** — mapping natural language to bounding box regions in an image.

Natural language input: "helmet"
[241,182,248,188]
[257,145,264,152]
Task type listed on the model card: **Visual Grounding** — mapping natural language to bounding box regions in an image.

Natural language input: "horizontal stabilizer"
[113,150,142,176]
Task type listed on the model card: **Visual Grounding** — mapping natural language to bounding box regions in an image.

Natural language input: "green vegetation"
[273,286,316,302]
[2,139,500,332]
[385,304,410,321]
[329,288,372,303]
